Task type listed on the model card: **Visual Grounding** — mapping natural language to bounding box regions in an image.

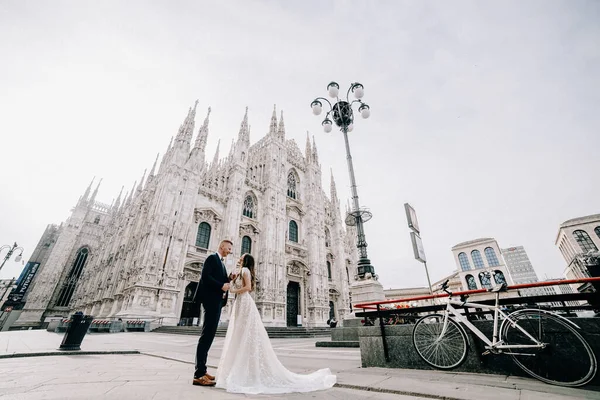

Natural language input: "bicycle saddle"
[489,283,508,293]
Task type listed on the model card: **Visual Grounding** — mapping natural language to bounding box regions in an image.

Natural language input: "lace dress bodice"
[231,272,244,291]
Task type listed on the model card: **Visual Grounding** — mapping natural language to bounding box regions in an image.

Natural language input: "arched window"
[289,220,298,243]
[287,171,298,199]
[327,261,332,280]
[93,216,100,224]
[471,250,485,269]
[573,230,598,253]
[346,266,350,284]
[241,236,252,255]
[325,228,331,247]
[479,271,492,289]
[56,247,89,307]
[494,270,506,285]
[196,222,211,249]
[243,194,256,218]
[465,274,477,290]
[484,247,500,266]
[595,226,600,240]
[458,252,471,271]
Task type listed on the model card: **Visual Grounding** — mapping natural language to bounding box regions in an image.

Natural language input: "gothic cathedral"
[16,103,357,328]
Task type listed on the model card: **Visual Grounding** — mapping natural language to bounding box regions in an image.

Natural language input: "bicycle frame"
[438,294,545,351]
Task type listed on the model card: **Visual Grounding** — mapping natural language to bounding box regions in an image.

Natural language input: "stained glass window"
[493,270,506,285]
[466,274,477,290]
[573,230,598,253]
[243,195,256,218]
[289,220,298,243]
[479,271,492,289]
[196,222,211,248]
[458,252,471,271]
[241,236,252,254]
[484,247,500,266]
[471,250,485,269]
[287,171,297,199]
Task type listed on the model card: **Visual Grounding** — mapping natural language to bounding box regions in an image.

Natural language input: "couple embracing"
[193,239,336,394]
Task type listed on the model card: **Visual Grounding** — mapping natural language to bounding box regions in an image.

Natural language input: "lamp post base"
[356,257,376,278]
[349,274,385,314]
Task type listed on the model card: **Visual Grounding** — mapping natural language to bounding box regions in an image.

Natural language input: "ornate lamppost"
[0,242,23,274]
[311,82,376,280]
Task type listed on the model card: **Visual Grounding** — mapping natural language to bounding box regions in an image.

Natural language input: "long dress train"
[216,269,336,394]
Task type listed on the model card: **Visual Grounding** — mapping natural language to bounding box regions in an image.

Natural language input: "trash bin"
[59,312,94,351]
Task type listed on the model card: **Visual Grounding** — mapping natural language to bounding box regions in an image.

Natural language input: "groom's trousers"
[194,300,222,378]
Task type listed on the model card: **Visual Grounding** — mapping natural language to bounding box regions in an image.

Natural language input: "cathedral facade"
[15,103,357,328]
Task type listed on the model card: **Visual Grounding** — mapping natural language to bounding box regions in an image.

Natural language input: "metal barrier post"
[377,304,390,362]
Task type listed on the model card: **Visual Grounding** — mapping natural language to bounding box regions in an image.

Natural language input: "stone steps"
[153,326,331,338]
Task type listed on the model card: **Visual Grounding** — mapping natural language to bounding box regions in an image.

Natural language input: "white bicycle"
[412,280,597,387]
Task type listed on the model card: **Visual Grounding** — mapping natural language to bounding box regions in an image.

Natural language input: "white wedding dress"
[216,268,336,394]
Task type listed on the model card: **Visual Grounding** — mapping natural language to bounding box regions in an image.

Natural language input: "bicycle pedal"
[482,350,491,356]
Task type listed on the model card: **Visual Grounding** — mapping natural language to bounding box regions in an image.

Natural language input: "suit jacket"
[195,253,230,307]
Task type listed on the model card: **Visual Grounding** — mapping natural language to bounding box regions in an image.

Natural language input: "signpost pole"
[405,203,433,296]
[423,261,433,296]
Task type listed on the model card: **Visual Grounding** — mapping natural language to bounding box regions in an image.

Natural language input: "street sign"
[404,203,420,234]
[410,232,427,263]
[405,203,433,295]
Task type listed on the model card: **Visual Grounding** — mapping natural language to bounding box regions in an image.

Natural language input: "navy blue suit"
[194,253,230,378]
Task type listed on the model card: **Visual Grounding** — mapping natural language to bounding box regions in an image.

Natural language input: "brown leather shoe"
[192,375,216,386]
[205,373,215,381]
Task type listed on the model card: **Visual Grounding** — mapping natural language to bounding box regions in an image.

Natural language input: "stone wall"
[358,317,600,385]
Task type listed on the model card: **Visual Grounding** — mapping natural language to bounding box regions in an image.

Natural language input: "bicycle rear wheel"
[501,309,597,387]
[412,313,468,369]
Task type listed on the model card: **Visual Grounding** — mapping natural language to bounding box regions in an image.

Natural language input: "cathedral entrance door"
[180,282,201,326]
[286,281,299,327]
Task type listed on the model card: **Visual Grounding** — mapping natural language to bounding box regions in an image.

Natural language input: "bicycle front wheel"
[412,313,468,370]
[501,309,597,387]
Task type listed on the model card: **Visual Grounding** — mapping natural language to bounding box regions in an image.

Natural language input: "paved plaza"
[1,330,599,399]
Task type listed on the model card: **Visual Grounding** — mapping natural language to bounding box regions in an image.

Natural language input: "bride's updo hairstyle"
[242,253,256,291]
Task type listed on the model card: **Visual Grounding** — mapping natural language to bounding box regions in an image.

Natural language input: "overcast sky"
[0,1,598,290]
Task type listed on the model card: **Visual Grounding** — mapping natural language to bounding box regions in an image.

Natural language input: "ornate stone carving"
[239,223,260,237]
[285,244,308,258]
[285,140,306,172]
[193,208,222,225]
[288,264,301,275]
[183,271,200,282]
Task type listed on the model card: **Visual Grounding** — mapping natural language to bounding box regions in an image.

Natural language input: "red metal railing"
[354,277,600,310]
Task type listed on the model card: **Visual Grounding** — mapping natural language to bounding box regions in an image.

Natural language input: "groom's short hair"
[219,239,233,247]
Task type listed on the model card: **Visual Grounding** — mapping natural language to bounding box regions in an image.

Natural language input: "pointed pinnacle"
[211,139,221,167]
[83,176,95,200]
[278,110,285,136]
[149,153,159,176]
[137,170,147,192]
[269,104,278,134]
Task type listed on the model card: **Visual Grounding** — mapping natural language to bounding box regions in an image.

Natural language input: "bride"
[215,253,336,394]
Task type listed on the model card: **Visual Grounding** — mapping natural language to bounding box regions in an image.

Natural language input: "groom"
[193,239,235,387]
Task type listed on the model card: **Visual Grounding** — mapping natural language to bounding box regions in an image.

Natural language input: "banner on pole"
[8,261,40,303]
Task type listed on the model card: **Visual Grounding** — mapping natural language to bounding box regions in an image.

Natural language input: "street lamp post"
[0,242,24,274]
[311,82,376,280]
